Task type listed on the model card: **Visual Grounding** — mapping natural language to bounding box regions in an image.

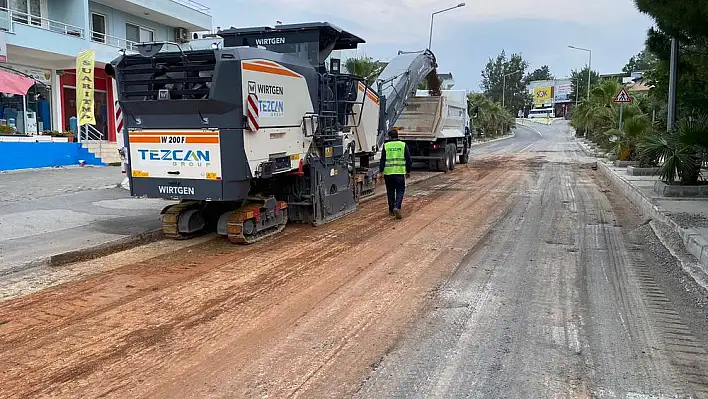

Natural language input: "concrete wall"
[47,0,87,29]
[0,143,104,171]
[89,1,174,43]
[118,0,211,31]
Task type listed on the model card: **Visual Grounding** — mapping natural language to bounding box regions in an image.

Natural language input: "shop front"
[0,63,53,135]
[59,67,116,142]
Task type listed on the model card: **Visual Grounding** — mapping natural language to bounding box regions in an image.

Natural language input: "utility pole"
[667,37,678,131]
[587,50,592,101]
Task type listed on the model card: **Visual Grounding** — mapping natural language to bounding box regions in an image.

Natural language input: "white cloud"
[260,0,646,46]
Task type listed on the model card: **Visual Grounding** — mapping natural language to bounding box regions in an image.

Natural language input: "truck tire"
[436,159,446,172]
[446,144,456,171]
[459,140,470,165]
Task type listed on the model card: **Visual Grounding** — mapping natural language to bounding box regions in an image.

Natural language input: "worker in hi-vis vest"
[378,129,413,219]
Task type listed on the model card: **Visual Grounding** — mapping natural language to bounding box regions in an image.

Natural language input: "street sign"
[613,88,632,103]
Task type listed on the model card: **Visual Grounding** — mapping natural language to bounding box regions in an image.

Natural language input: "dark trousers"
[384,174,406,212]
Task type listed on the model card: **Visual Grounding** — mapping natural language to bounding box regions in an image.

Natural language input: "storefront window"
[0,66,51,135]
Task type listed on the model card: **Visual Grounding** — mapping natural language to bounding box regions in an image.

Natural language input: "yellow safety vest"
[383,140,407,175]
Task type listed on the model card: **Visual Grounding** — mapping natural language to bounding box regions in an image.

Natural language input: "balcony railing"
[92,31,139,51]
[0,7,84,38]
[170,0,211,15]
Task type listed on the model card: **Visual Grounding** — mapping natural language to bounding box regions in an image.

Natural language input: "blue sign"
[137,149,210,162]
[259,100,285,117]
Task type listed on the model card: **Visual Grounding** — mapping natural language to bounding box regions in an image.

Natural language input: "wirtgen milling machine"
[106,22,440,244]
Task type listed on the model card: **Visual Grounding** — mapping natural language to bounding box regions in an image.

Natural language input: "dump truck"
[106,22,444,244]
[392,89,471,172]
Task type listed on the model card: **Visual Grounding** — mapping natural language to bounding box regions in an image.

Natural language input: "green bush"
[637,115,708,185]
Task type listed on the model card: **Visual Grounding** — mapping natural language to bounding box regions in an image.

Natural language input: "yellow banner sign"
[76,49,96,126]
[534,86,553,106]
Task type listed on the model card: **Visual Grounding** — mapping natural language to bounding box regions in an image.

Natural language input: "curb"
[3,229,164,277]
[595,160,708,277]
[8,172,443,275]
[575,137,608,158]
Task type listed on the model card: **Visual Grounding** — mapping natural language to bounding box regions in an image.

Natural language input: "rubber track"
[161,201,202,240]
[226,205,289,245]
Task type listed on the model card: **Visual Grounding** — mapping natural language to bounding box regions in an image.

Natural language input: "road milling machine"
[106,22,442,244]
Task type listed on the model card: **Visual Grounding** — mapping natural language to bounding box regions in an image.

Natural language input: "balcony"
[0,7,90,64]
[170,0,210,14]
[91,0,211,31]
[0,7,84,39]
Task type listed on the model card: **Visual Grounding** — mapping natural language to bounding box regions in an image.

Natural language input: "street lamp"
[428,3,466,50]
[502,69,523,109]
[568,45,592,102]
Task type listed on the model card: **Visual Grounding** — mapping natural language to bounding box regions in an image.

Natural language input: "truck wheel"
[447,144,456,171]
[436,159,446,172]
[459,153,469,164]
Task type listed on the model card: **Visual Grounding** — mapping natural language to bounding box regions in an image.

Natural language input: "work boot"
[388,209,394,217]
[393,208,402,219]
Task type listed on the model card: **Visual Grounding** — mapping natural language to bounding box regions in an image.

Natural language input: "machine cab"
[219,23,377,140]
[217,22,365,70]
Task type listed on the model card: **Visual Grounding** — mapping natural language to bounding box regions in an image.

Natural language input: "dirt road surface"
[0,156,529,398]
[2,121,708,398]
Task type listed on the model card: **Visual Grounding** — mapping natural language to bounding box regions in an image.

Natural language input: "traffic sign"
[613,88,632,103]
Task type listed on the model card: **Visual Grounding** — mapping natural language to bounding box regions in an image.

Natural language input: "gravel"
[667,212,708,229]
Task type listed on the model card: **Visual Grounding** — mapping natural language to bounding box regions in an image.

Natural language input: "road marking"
[517,142,536,153]
[520,124,544,138]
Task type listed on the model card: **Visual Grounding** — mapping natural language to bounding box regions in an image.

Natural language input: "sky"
[200,0,655,91]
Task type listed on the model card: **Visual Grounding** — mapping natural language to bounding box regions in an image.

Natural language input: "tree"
[571,79,655,161]
[524,65,554,84]
[634,0,708,119]
[467,92,514,137]
[569,66,601,104]
[480,50,531,115]
[634,0,708,42]
[622,49,658,74]
[344,57,386,86]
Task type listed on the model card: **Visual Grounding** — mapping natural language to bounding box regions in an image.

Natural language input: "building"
[526,78,573,117]
[0,0,212,161]
[600,71,653,95]
[438,73,454,90]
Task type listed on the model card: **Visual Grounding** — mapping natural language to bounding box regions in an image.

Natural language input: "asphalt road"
[0,167,170,275]
[356,121,708,399]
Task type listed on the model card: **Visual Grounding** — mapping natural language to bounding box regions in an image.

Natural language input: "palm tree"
[468,93,513,137]
[344,57,386,86]
[603,103,653,161]
[571,80,655,159]
[638,115,708,185]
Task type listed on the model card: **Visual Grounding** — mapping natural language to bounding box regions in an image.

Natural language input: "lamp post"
[568,45,592,102]
[667,37,678,131]
[502,69,523,109]
[428,3,466,50]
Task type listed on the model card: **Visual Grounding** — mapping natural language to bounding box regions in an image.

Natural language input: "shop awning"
[0,69,35,96]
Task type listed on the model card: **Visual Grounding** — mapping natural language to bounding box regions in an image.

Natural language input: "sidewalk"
[0,166,443,277]
[575,137,708,286]
[0,166,173,276]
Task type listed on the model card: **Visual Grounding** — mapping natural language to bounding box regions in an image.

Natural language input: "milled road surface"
[358,122,708,399]
[1,121,708,398]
